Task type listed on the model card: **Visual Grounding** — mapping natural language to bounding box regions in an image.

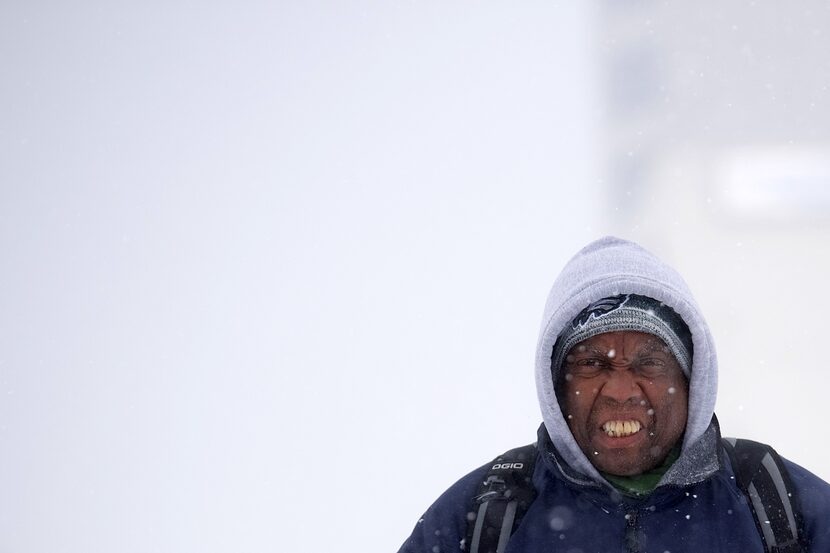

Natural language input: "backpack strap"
[721,438,807,553]
[466,443,537,553]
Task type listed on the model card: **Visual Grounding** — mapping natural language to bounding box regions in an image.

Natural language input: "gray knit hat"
[551,293,693,377]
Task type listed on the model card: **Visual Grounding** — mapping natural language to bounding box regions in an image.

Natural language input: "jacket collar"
[537,415,724,496]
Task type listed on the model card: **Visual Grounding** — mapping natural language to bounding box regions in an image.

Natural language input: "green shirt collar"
[601,446,681,497]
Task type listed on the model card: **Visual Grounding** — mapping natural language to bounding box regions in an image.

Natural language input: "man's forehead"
[568,331,671,355]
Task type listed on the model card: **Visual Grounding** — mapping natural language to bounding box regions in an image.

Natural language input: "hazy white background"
[1,3,828,553]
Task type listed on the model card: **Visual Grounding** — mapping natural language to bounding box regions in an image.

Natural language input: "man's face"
[559,331,689,476]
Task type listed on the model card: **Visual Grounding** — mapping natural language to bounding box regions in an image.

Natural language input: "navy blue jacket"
[399,431,830,553]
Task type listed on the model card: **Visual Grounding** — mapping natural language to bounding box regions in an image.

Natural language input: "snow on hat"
[551,294,693,377]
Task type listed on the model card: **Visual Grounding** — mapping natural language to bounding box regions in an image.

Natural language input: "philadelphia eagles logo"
[571,294,629,328]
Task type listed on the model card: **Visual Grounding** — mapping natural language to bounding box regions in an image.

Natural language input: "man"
[399,236,830,553]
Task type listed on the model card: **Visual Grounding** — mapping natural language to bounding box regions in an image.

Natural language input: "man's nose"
[600,368,642,403]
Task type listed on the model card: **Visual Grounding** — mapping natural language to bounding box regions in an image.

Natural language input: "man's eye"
[571,358,605,374]
[636,358,667,376]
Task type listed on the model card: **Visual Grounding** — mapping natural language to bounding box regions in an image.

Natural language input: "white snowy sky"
[1,3,827,553]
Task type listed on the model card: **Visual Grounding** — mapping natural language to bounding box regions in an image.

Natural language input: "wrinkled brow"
[570,338,670,358]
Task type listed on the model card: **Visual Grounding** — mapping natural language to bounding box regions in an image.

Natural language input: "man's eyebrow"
[637,340,671,355]
[569,340,671,357]
[569,344,610,357]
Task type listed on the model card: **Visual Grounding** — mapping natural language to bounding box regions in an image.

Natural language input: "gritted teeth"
[601,420,642,437]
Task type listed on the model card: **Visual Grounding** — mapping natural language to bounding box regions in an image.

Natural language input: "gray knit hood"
[535,236,719,489]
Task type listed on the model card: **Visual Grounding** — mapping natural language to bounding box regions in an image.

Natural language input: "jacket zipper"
[624,510,640,553]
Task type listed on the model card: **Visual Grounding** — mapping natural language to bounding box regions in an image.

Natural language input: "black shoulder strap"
[465,443,537,553]
[721,437,807,553]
